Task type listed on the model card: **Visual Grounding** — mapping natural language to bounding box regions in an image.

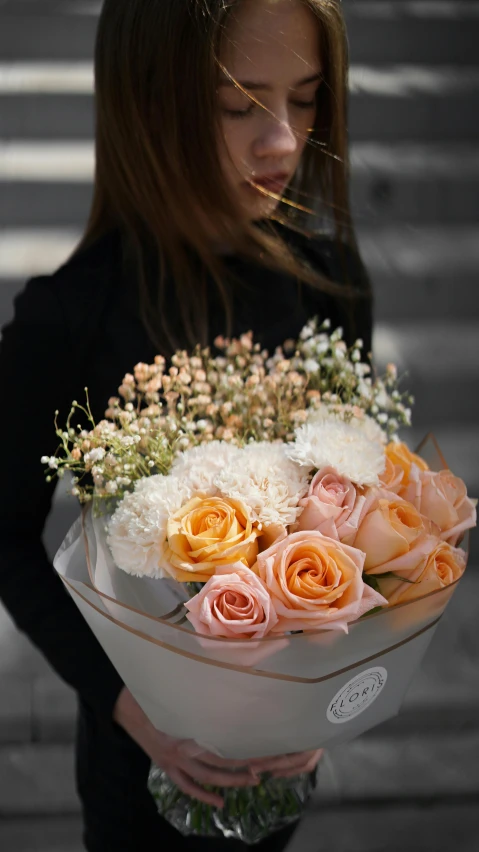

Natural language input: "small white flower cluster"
[42,318,412,506]
[295,319,413,436]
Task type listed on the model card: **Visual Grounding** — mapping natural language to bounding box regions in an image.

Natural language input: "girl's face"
[218,0,322,222]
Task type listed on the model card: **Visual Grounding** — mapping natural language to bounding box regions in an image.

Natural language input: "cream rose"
[185,564,278,639]
[400,468,477,547]
[165,496,261,582]
[378,455,404,494]
[255,530,387,633]
[352,491,436,576]
[377,540,467,606]
[385,442,428,486]
[296,467,367,542]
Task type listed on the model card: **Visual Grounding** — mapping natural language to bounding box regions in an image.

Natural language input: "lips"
[248,173,290,193]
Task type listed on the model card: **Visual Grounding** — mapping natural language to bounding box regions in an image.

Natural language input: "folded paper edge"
[61,574,442,685]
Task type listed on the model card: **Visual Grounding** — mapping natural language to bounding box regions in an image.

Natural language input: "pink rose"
[255,530,387,634]
[185,564,278,639]
[400,468,477,547]
[351,489,438,576]
[296,467,367,542]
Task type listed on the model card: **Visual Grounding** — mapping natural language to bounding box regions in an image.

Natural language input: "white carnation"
[214,442,310,527]
[107,475,191,578]
[287,412,386,486]
[307,405,387,445]
[170,440,243,495]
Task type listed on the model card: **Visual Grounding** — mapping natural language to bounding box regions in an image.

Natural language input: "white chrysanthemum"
[107,475,191,578]
[307,405,388,445]
[170,441,243,495]
[214,442,310,527]
[286,417,386,486]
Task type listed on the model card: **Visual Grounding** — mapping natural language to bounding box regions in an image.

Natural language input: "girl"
[0,0,372,849]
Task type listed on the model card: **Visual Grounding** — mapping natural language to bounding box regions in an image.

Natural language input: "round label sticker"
[327,667,388,725]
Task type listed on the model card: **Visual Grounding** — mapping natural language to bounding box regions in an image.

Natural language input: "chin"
[243,198,281,222]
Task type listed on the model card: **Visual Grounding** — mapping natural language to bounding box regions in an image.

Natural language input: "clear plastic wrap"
[148,766,313,844]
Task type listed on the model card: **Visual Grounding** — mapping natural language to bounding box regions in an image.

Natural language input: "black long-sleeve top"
[0,227,373,719]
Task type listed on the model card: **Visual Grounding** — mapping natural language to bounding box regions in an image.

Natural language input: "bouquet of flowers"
[46,319,476,844]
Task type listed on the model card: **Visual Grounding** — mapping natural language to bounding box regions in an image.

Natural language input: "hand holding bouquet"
[46,319,476,843]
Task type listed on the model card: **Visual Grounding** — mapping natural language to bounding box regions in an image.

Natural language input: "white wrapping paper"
[53,434,468,758]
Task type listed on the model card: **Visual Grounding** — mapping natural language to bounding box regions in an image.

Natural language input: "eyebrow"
[218,72,322,92]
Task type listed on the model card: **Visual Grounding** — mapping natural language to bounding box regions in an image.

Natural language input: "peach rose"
[295,467,367,542]
[378,455,404,494]
[352,491,436,576]
[377,540,467,606]
[165,496,260,582]
[385,442,428,487]
[255,530,387,633]
[400,468,477,547]
[185,564,278,639]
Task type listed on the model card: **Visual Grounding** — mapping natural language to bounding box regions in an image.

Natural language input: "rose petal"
[256,530,384,634]
[185,564,278,639]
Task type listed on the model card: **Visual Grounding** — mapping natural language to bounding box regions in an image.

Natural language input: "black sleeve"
[0,277,124,717]
[285,226,375,357]
[330,240,374,358]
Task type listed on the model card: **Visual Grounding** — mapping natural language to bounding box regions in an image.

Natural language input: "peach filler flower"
[165,495,261,582]
[44,320,412,504]
[255,530,387,634]
[185,564,278,639]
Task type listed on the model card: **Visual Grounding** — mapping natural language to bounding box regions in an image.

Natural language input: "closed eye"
[222,100,317,119]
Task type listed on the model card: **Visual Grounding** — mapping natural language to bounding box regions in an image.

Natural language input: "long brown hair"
[74,0,367,356]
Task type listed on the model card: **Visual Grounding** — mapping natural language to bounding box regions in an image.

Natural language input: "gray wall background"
[0,2,478,850]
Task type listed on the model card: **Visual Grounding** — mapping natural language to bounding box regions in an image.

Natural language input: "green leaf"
[362,574,381,592]
[379,572,420,585]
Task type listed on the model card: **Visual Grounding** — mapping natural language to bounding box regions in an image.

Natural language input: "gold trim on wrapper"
[60,574,442,685]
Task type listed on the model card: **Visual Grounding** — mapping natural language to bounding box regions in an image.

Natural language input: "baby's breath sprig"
[294,319,413,438]
[42,319,413,503]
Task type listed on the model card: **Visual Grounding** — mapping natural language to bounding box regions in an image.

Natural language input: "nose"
[253,109,298,160]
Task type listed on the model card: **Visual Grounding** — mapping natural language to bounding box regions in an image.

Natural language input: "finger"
[271,767,313,779]
[249,748,322,766]
[168,767,224,809]
[271,750,324,779]
[198,753,254,770]
[248,755,300,773]
[179,741,250,768]
[249,749,323,775]
[184,759,260,790]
